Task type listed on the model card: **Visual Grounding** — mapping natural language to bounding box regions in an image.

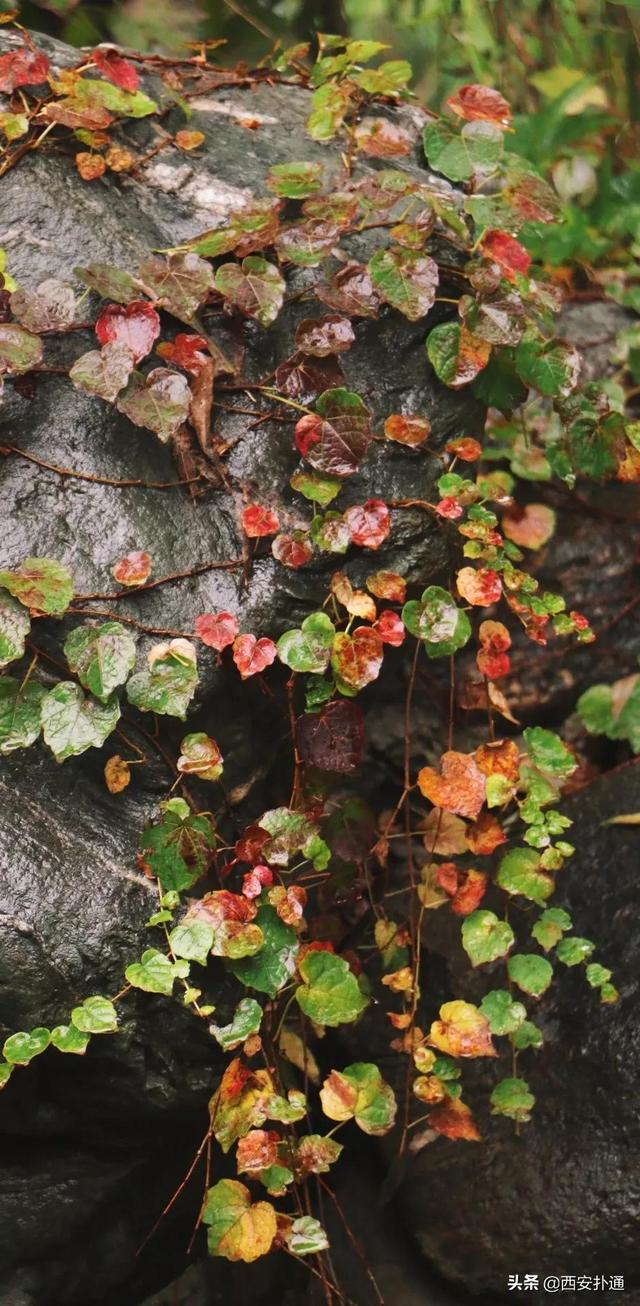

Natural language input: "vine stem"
[0,444,202,490]
[136,1127,211,1256]
[74,557,243,603]
[318,1178,385,1306]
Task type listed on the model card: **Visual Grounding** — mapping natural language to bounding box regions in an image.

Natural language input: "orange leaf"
[428,1097,481,1141]
[475,738,520,782]
[502,503,556,551]
[457,566,502,607]
[429,1000,495,1058]
[446,83,511,127]
[418,750,486,820]
[465,810,506,856]
[104,754,131,793]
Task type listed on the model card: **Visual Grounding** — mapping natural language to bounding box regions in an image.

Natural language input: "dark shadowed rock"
[396,762,640,1303]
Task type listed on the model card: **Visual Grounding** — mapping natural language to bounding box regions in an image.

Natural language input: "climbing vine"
[0,21,632,1285]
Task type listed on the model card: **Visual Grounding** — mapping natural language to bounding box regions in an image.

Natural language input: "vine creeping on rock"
[0,23,632,1280]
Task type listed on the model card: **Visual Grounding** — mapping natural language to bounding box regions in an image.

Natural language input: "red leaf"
[418,750,486,820]
[465,810,506,856]
[95,301,160,363]
[331,627,384,693]
[435,496,463,519]
[344,500,390,550]
[242,864,274,899]
[295,315,355,357]
[112,550,151,586]
[296,700,365,773]
[272,533,313,568]
[195,611,239,651]
[373,609,405,647]
[156,333,209,375]
[446,437,482,462]
[274,351,345,406]
[236,825,270,864]
[383,414,431,447]
[0,47,49,94]
[242,505,280,538]
[476,619,511,680]
[92,47,140,92]
[317,260,381,318]
[446,84,511,127]
[233,634,277,679]
[436,864,487,915]
[481,230,531,283]
[456,567,502,607]
[428,1097,481,1141]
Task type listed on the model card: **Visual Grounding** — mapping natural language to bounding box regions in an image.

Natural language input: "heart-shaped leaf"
[125,947,187,995]
[95,299,160,362]
[317,260,381,318]
[294,387,372,477]
[402,586,471,656]
[0,592,30,669]
[426,322,491,387]
[267,161,323,198]
[140,797,216,892]
[64,621,136,702]
[210,998,263,1051]
[71,995,118,1034]
[461,909,515,966]
[0,557,73,617]
[296,951,368,1026]
[116,368,191,442]
[295,315,355,357]
[0,676,45,754]
[202,1179,276,1263]
[139,252,214,320]
[3,1028,51,1065]
[368,248,438,321]
[69,341,135,402]
[320,1062,396,1133]
[11,279,76,333]
[41,682,120,761]
[331,627,384,695]
[229,905,299,998]
[0,323,43,374]
[127,640,198,718]
[75,263,140,304]
[277,612,336,673]
[215,256,285,326]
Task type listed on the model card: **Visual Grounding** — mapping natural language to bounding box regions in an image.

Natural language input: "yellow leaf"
[104,754,131,794]
[203,1178,276,1262]
[429,999,495,1058]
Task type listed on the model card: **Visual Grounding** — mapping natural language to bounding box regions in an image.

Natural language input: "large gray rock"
[397,762,640,1303]
[0,28,484,1306]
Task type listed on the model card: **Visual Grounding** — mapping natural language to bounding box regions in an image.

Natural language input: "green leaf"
[64,621,136,702]
[0,1063,13,1089]
[531,906,572,952]
[258,807,321,867]
[125,947,187,995]
[41,682,120,761]
[402,586,471,657]
[513,1020,543,1050]
[296,951,368,1026]
[556,936,595,967]
[585,962,612,988]
[267,161,323,198]
[229,906,299,998]
[71,76,157,117]
[214,256,285,327]
[70,995,118,1034]
[479,990,526,1035]
[320,1062,396,1133]
[578,678,640,754]
[116,368,192,443]
[368,248,438,322]
[0,677,46,754]
[202,1179,276,1262]
[185,199,280,259]
[423,119,503,183]
[290,470,342,506]
[426,321,490,388]
[507,953,553,997]
[127,644,198,718]
[515,337,581,398]
[285,1216,329,1256]
[490,1076,535,1122]
[138,252,214,320]
[496,847,554,906]
[461,910,515,966]
[0,111,28,140]
[0,557,73,616]
[0,323,43,374]
[75,263,139,303]
[277,612,336,673]
[352,59,411,94]
[3,1028,51,1065]
[307,82,351,141]
[169,920,215,966]
[50,1024,90,1055]
[577,683,615,736]
[0,591,30,667]
[523,727,576,779]
[210,998,263,1051]
[140,798,216,892]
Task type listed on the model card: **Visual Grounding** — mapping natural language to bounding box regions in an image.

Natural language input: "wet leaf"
[294,1133,341,1176]
[523,726,576,779]
[127,640,198,718]
[156,333,209,375]
[92,47,139,92]
[50,1025,90,1055]
[233,634,277,679]
[138,252,214,320]
[0,591,29,670]
[210,999,263,1052]
[64,621,136,702]
[69,340,135,402]
[429,999,495,1057]
[446,84,511,127]
[295,387,372,477]
[383,414,431,447]
[290,470,342,506]
[0,676,45,754]
[0,323,43,374]
[481,230,531,282]
[276,352,345,405]
[476,619,511,680]
[438,865,487,915]
[456,567,502,606]
[344,499,390,549]
[284,1216,329,1256]
[41,682,120,761]
[317,260,381,318]
[236,1128,280,1174]
[515,338,581,398]
[202,1179,276,1262]
[229,906,299,998]
[423,809,468,856]
[186,891,262,959]
[320,1063,396,1134]
[267,161,323,198]
[331,627,384,695]
[368,248,438,322]
[242,505,280,538]
[296,699,365,772]
[276,218,341,267]
[502,503,556,551]
[195,611,238,652]
[11,279,76,334]
[187,200,281,259]
[490,1076,535,1123]
[353,59,411,95]
[461,909,514,966]
[215,256,285,326]
[71,995,118,1034]
[117,368,191,443]
[68,76,156,119]
[95,300,160,362]
[295,315,355,357]
[177,732,223,780]
[3,1028,50,1065]
[296,951,368,1026]
[126,947,187,995]
[402,586,471,657]
[428,1097,480,1141]
[366,571,406,603]
[497,847,554,906]
[140,797,216,892]
[310,511,351,554]
[355,117,412,157]
[113,551,151,586]
[426,322,490,388]
[556,936,595,967]
[268,884,307,927]
[479,989,526,1035]
[0,46,49,93]
[507,953,553,997]
[418,751,485,821]
[374,609,405,646]
[272,533,314,568]
[307,81,351,141]
[531,906,572,952]
[104,754,130,793]
[423,119,503,183]
[277,612,335,674]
